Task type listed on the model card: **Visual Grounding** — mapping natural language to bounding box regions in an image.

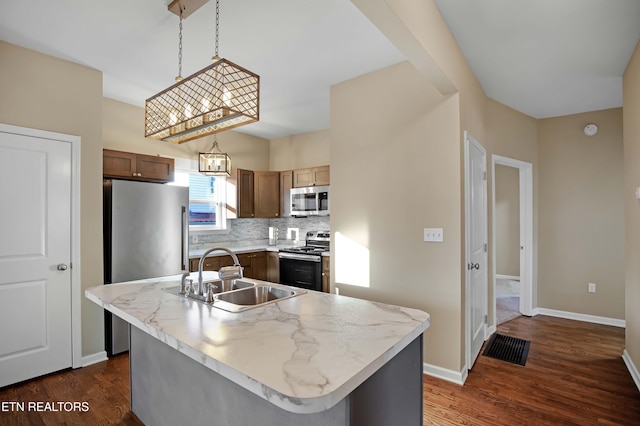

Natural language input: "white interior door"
[0,131,72,387]
[465,132,488,370]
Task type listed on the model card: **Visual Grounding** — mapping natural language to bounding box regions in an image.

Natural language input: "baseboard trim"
[496,274,520,281]
[423,362,466,385]
[533,308,625,328]
[623,350,640,392]
[81,351,108,367]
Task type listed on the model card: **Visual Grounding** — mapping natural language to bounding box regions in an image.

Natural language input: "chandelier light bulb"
[223,88,232,107]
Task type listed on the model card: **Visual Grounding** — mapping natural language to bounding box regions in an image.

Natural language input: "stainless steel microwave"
[290,185,329,217]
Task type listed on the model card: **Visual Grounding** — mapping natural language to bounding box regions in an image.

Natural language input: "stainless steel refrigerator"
[103,179,189,356]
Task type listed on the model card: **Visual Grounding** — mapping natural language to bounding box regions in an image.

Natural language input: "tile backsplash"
[190,216,330,250]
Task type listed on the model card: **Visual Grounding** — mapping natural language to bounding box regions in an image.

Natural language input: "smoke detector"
[584,124,598,136]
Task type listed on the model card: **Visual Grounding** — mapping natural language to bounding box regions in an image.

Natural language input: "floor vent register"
[482,333,530,366]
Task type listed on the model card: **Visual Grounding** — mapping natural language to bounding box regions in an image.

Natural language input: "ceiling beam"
[352,0,457,96]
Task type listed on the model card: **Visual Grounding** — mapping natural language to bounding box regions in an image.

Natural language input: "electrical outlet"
[424,228,444,242]
[191,234,198,244]
[287,227,299,241]
[588,282,596,293]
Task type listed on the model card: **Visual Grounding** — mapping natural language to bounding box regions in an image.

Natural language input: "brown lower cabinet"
[322,256,330,293]
[267,252,280,283]
[189,251,267,281]
[244,252,267,281]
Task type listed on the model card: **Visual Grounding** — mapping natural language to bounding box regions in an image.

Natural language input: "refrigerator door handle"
[181,205,188,271]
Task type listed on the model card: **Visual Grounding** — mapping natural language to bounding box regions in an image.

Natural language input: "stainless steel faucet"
[197,247,244,297]
[179,271,190,295]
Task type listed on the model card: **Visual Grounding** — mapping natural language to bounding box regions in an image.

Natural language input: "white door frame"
[0,123,82,368]
[464,131,488,372]
[491,155,534,325]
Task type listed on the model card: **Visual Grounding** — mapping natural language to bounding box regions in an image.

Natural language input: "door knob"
[57,264,68,271]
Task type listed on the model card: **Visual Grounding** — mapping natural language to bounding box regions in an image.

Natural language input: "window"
[171,171,227,231]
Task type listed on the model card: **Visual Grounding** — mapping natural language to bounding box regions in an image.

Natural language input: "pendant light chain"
[176,9,183,81]
[214,0,220,58]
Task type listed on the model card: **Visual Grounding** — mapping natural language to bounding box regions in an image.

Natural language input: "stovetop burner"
[279,230,330,255]
[279,246,326,255]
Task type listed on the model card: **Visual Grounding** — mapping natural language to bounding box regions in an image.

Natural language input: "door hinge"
[484,314,488,324]
[483,171,487,181]
[484,243,487,252]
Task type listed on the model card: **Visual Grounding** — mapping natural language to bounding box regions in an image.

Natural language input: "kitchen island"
[85,274,430,426]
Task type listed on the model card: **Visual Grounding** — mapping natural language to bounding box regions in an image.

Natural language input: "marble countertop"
[85,275,429,414]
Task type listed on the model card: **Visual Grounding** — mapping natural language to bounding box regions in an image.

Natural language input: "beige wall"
[103,98,270,171]
[331,61,463,371]
[538,108,625,319]
[495,165,520,277]
[356,0,491,371]
[269,129,330,171]
[623,41,640,371]
[0,41,104,357]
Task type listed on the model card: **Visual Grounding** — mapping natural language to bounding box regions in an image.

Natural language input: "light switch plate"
[588,282,596,293]
[424,228,444,242]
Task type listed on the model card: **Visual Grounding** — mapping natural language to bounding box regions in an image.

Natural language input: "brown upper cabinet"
[103,149,174,183]
[236,169,280,219]
[293,166,330,188]
[280,171,293,217]
[236,169,255,218]
[254,171,280,218]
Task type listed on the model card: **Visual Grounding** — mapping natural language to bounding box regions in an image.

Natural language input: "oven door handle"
[278,252,322,262]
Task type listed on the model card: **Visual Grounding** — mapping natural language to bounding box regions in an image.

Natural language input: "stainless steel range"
[278,231,329,291]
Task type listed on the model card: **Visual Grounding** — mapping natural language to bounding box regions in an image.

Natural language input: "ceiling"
[433,0,640,119]
[0,0,405,140]
[1,1,639,140]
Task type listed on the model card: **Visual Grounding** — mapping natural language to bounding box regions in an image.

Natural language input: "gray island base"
[130,326,423,426]
[84,275,429,426]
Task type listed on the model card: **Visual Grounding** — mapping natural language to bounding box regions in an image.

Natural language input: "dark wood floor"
[0,352,141,426]
[1,315,638,425]
[424,315,640,425]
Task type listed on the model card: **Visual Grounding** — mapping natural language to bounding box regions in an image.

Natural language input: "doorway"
[491,155,533,329]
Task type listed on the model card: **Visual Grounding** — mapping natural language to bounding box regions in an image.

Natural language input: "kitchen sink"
[214,285,306,313]
[213,279,255,293]
[216,286,294,305]
[163,279,305,312]
[163,279,255,300]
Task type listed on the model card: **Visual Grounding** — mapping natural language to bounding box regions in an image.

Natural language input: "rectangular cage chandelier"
[145,58,259,144]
